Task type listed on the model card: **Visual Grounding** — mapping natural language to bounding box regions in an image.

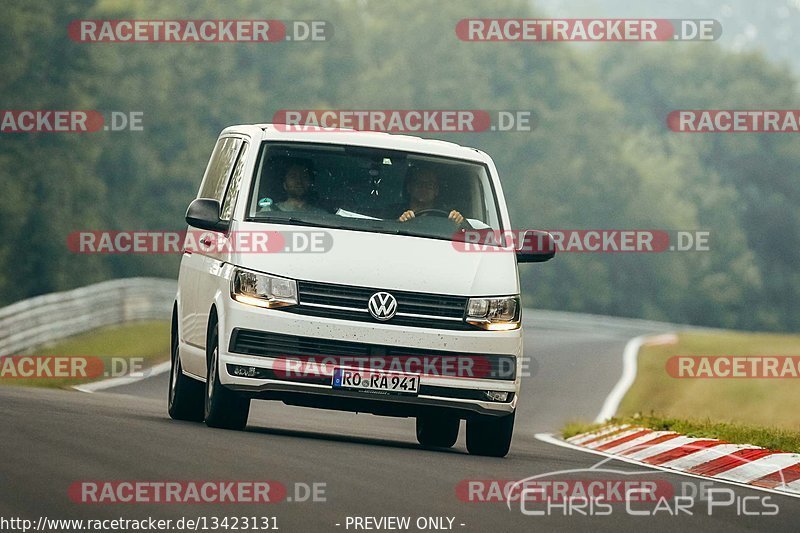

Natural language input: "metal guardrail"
[0,278,176,357]
[523,309,690,335]
[0,276,704,359]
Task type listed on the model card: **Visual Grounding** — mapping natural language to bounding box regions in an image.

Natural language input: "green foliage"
[0,0,797,331]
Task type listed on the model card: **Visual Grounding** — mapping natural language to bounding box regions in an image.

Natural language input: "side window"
[197,137,243,201]
[220,141,249,221]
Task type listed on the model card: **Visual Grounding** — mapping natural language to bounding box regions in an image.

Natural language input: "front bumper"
[217,297,522,417]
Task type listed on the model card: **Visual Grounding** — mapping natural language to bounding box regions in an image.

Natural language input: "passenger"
[259,159,326,213]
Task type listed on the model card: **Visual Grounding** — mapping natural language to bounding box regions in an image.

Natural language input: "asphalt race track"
[2,312,797,532]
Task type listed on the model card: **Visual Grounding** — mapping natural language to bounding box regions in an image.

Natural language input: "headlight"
[466,296,520,330]
[231,268,297,308]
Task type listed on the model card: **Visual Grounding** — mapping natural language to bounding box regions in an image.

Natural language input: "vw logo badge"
[368,292,398,321]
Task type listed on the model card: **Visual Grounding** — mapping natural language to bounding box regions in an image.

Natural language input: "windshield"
[245,142,503,241]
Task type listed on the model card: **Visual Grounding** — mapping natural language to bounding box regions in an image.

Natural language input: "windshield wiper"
[250,215,342,230]
[371,227,416,236]
[249,216,454,241]
[365,225,452,241]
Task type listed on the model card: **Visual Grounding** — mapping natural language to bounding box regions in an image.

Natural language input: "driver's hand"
[449,210,465,225]
[399,210,415,222]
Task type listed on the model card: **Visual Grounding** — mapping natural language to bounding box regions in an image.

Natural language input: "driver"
[398,166,464,225]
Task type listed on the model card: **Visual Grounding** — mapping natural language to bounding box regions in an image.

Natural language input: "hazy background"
[1,0,798,332]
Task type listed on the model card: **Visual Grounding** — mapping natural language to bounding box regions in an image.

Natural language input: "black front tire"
[168,317,204,422]
[204,325,250,430]
[466,411,515,457]
[416,414,460,448]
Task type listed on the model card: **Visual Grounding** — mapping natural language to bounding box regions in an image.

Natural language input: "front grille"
[229,329,516,380]
[287,280,471,330]
[231,329,370,357]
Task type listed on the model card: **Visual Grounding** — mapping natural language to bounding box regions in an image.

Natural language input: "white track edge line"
[594,334,649,423]
[73,361,171,393]
[534,432,800,500]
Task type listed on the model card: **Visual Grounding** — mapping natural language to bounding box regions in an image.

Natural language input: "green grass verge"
[0,320,169,389]
[620,330,800,427]
[562,330,800,452]
[562,420,605,440]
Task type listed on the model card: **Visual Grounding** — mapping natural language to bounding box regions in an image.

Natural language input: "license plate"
[332,367,419,396]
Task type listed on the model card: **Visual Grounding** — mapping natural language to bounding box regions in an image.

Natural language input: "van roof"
[220,123,490,163]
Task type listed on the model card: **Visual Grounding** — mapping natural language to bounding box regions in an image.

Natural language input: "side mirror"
[185,198,229,232]
[516,230,556,263]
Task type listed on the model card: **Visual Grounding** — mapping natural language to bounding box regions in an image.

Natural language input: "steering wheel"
[414,208,450,217]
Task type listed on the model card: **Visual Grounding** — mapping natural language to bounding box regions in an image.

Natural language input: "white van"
[169,124,554,457]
